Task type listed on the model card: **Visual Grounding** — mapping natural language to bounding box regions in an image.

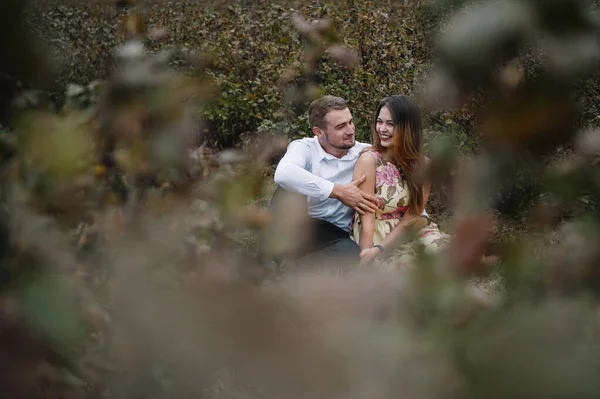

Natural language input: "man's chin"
[338,141,355,150]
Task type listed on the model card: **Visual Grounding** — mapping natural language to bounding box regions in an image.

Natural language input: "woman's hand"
[401,214,428,230]
[359,247,382,265]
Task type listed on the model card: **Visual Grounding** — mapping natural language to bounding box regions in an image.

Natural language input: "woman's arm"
[353,152,377,250]
[378,211,428,250]
[422,156,431,206]
[376,157,432,253]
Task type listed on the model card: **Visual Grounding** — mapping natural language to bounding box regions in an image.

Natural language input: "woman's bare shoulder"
[357,149,378,166]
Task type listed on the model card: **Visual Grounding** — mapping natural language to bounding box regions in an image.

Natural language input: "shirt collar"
[314,137,366,161]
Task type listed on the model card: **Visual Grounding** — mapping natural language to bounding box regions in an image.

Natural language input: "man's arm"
[274,140,334,200]
[274,140,378,214]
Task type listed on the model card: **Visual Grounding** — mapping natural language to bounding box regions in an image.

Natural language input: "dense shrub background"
[26,0,445,146]
[22,0,600,216]
[25,0,600,143]
[5,1,600,398]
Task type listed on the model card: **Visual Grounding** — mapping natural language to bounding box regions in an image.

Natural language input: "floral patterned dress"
[350,150,450,266]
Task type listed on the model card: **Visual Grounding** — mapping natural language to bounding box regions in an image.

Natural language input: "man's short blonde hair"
[308,95,348,130]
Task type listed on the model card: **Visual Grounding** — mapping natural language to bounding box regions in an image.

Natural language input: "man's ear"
[313,126,324,137]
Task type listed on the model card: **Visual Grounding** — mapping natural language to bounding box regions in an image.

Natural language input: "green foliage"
[24,0,600,151]
[25,1,120,105]
[28,1,434,147]
[5,1,600,398]
[425,121,478,155]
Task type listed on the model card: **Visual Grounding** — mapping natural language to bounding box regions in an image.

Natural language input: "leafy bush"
[29,0,600,216]
[4,1,600,399]
[27,0,435,147]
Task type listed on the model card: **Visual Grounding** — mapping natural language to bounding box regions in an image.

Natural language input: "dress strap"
[366,150,383,166]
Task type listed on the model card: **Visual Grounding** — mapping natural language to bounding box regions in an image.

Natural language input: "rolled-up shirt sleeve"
[274,141,335,200]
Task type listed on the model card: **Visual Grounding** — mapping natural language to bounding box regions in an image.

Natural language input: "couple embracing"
[268,94,449,269]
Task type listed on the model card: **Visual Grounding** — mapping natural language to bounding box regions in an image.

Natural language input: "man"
[267,95,428,265]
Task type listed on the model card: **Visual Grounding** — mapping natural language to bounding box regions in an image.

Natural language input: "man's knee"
[269,185,307,213]
[260,185,311,262]
[326,237,360,257]
[290,238,359,271]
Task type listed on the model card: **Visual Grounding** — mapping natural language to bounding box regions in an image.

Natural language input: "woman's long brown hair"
[371,95,425,215]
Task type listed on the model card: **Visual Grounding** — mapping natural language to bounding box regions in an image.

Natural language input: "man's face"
[316,107,356,152]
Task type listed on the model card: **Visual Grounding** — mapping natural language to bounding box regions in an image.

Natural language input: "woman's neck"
[380,148,394,164]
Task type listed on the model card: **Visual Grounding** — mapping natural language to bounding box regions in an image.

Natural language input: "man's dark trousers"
[259,186,360,267]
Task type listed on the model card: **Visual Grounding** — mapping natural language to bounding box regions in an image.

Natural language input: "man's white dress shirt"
[274,137,370,232]
[273,136,429,232]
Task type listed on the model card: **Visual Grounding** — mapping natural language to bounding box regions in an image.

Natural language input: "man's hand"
[330,175,379,215]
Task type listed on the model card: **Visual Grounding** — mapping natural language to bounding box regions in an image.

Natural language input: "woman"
[350,95,450,266]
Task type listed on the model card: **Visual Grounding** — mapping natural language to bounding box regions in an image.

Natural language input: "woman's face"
[375,106,395,148]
